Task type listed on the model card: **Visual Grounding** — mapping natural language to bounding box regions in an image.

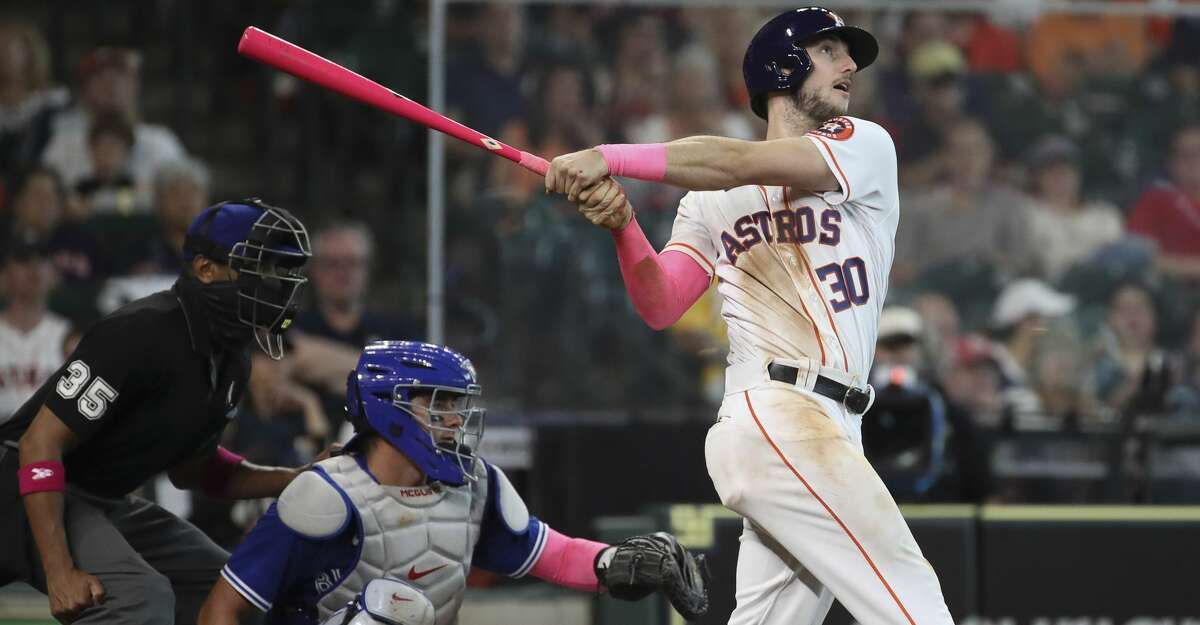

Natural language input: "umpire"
[0,199,312,624]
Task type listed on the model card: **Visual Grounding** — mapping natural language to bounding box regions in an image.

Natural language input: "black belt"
[767,363,872,414]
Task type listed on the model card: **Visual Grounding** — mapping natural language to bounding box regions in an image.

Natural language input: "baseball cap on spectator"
[955,333,998,368]
[908,41,966,83]
[1028,135,1080,169]
[990,278,1076,329]
[77,47,140,83]
[878,306,923,343]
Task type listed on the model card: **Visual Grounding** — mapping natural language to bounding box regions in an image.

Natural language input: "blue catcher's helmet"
[742,7,879,120]
[346,341,485,486]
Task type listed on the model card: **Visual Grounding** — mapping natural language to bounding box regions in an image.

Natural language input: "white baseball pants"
[705,381,954,625]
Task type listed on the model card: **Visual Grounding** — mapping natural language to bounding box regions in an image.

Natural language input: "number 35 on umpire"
[0,199,315,624]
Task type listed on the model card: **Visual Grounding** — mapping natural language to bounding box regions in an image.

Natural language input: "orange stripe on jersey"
[784,187,850,370]
[663,242,716,276]
[812,136,851,202]
[760,185,826,366]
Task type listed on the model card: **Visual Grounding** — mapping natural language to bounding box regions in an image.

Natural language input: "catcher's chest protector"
[315,455,488,625]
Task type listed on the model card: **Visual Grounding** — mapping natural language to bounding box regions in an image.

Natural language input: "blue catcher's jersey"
[220,455,546,625]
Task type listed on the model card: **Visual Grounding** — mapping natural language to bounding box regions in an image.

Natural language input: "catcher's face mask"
[345,341,486,486]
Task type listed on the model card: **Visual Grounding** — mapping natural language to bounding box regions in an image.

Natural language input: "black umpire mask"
[182,199,311,358]
[181,275,254,349]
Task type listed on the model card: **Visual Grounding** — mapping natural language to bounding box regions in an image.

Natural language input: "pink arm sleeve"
[528,527,608,592]
[610,217,711,330]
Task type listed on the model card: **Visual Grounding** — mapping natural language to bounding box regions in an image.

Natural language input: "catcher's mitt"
[596,532,710,620]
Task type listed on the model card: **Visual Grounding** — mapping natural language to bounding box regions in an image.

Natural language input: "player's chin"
[830,91,851,112]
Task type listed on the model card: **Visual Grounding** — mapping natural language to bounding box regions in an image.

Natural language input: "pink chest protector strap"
[528,527,608,592]
[611,217,711,330]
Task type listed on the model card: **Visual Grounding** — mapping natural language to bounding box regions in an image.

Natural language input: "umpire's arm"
[19,406,108,621]
[168,448,306,500]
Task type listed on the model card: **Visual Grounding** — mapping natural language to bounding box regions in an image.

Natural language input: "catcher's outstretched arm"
[527,527,608,591]
[527,528,710,621]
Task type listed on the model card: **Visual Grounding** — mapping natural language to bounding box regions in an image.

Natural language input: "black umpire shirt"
[0,279,249,498]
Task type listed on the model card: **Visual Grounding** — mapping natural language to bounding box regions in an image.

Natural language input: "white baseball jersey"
[0,313,70,423]
[663,116,898,382]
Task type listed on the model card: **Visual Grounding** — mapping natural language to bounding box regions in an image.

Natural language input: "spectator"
[122,158,210,275]
[895,41,970,188]
[609,12,669,138]
[1027,12,1150,99]
[5,166,105,285]
[233,351,330,466]
[868,306,993,502]
[626,44,755,144]
[942,334,1005,429]
[912,291,962,380]
[73,111,141,216]
[0,239,69,423]
[1132,22,1200,180]
[989,278,1078,426]
[953,13,1023,74]
[1171,306,1200,418]
[895,119,1036,283]
[873,306,927,374]
[40,47,185,211]
[489,62,602,203]
[1091,281,1175,416]
[1026,135,1123,281]
[879,11,949,125]
[0,19,68,198]
[445,3,527,143]
[864,306,948,500]
[1127,124,1200,282]
[292,222,416,432]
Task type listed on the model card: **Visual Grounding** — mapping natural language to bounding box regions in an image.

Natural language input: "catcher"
[197,340,708,625]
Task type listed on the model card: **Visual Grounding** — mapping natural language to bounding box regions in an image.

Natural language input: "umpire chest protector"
[282,455,489,625]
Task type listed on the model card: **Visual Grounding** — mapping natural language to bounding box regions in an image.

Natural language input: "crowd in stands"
[436,5,1200,502]
[2,3,1200,526]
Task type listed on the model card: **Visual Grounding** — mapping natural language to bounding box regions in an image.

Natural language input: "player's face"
[797,36,856,119]
[409,391,466,444]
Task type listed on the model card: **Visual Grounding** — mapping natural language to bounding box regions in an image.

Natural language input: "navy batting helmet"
[743,7,879,120]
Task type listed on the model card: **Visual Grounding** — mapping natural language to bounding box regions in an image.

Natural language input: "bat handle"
[518,151,550,176]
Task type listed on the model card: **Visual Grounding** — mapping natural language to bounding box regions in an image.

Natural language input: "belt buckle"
[843,387,871,414]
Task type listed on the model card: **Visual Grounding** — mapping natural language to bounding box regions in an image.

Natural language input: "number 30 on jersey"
[815,257,869,312]
[56,360,119,420]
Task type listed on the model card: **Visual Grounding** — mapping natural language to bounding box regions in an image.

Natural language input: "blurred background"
[3,0,1200,622]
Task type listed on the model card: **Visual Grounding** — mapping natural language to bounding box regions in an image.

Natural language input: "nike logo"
[407,564,447,581]
[391,592,412,602]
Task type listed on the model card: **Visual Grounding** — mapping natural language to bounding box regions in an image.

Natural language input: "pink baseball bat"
[237,26,549,176]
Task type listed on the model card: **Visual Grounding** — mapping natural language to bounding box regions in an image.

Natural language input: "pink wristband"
[596,144,668,182]
[18,461,66,495]
[201,446,245,497]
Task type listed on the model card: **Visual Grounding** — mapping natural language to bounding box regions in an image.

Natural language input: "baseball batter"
[545,8,954,625]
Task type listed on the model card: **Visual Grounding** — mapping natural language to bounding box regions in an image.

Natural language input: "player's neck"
[365,440,426,487]
[764,108,822,140]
